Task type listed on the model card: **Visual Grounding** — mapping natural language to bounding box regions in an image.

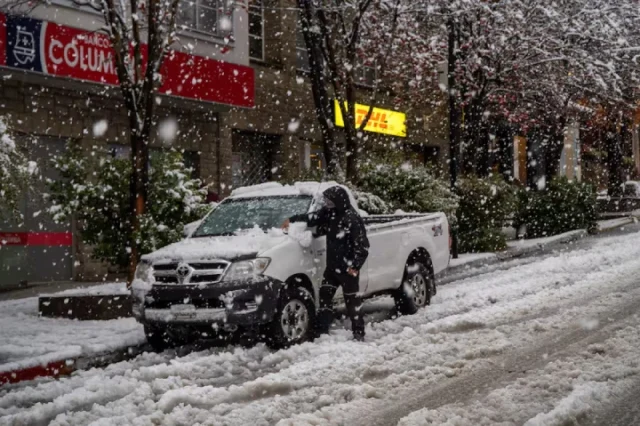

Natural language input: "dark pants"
[316,274,365,338]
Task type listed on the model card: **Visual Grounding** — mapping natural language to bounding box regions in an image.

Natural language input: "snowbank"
[506,229,584,250]
[449,252,497,268]
[0,295,144,375]
[40,282,130,297]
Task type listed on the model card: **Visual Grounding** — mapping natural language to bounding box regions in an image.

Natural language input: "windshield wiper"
[191,232,235,238]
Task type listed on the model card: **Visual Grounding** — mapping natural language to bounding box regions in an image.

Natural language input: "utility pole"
[447,16,460,259]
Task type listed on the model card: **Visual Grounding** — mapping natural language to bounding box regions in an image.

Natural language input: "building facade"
[0,0,448,287]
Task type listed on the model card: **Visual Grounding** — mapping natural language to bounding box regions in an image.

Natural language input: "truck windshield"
[192,196,313,237]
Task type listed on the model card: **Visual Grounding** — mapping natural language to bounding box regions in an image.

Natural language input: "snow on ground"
[0,295,144,374]
[3,231,640,425]
[448,252,496,268]
[505,229,584,251]
[598,217,635,231]
[40,282,130,297]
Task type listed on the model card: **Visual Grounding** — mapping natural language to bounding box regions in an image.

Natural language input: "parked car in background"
[597,181,640,200]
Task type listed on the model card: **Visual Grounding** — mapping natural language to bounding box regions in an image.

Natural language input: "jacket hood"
[323,186,352,212]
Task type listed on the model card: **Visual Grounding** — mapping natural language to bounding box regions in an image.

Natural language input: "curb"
[0,360,74,385]
[439,217,639,285]
[439,230,588,284]
[0,344,148,387]
[597,217,637,232]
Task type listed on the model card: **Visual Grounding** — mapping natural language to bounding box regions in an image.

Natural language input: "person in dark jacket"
[283,186,370,341]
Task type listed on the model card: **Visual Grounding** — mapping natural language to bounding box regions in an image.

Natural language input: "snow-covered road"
[2,229,640,426]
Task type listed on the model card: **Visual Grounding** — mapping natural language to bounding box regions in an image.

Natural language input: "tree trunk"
[461,100,485,175]
[543,118,566,184]
[607,123,625,197]
[447,18,460,190]
[447,17,460,259]
[496,122,513,182]
[345,74,359,182]
[127,124,150,284]
[297,0,339,177]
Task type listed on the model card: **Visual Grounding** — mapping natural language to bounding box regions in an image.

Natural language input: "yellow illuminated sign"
[334,100,407,138]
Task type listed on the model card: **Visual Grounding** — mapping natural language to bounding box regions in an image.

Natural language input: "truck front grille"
[153,261,230,285]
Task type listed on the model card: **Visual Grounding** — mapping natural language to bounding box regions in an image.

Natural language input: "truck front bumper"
[136,277,283,327]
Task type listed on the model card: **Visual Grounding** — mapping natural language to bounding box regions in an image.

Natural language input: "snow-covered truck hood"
[141,228,289,264]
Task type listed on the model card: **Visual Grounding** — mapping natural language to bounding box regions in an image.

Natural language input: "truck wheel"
[144,324,173,352]
[394,262,433,315]
[265,285,316,349]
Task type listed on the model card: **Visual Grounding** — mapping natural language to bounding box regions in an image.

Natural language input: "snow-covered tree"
[0,117,37,221]
[412,0,640,185]
[47,143,208,272]
[297,0,422,180]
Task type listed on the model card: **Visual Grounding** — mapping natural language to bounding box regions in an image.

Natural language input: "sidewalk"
[0,283,144,385]
[0,280,121,302]
[442,216,638,283]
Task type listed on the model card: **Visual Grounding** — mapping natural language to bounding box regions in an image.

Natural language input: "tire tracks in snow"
[342,279,640,426]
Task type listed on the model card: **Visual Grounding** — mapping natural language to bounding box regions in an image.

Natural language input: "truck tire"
[144,324,173,352]
[264,285,316,349]
[394,261,433,315]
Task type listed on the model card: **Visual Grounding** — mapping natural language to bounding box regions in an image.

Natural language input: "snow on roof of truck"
[230,181,342,199]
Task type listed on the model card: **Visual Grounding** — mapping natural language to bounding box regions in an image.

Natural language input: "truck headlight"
[223,258,270,282]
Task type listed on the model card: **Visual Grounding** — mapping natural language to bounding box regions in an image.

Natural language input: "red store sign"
[0,13,255,108]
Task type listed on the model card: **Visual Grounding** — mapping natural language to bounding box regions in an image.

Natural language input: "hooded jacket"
[291,186,370,282]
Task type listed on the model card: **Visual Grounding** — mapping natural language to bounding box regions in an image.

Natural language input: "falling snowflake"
[93,120,108,137]
[159,118,178,143]
[287,120,301,133]
[219,16,232,32]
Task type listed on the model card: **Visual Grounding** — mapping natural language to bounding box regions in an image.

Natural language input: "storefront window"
[310,144,325,171]
[356,65,376,87]
[177,0,232,37]
[296,17,311,72]
[249,0,265,61]
[107,145,199,179]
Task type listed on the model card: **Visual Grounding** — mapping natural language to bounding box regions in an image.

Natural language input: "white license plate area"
[170,304,197,319]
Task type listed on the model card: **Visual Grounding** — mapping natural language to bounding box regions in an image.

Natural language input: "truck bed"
[363,213,444,227]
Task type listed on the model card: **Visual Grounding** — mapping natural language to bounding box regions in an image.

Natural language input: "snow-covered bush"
[352,189,390,214]
[358,164,458,218]
[47,142,208,269]
[455,176,518,253]
[516,178,597,239]
[0,118,36,220]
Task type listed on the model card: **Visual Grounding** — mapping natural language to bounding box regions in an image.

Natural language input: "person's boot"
[353,333,365,342]
[315,308,334,335]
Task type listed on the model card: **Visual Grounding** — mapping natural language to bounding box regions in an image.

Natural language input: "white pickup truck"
[132,182,450,349]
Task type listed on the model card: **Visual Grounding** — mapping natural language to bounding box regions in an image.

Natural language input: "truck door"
[365,226,403,295]
[310,232,369,297]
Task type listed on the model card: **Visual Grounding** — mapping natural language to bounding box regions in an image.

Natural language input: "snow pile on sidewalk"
[3,232,640,425]
[40,282,130,297]
[0,294,144,374]
[505,229,584,251]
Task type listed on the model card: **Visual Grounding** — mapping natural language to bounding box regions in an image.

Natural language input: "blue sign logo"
[6,15,43,72]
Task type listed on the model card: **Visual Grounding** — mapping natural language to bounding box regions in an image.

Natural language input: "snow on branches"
[46,143,208,269]
[0,118,37,221]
